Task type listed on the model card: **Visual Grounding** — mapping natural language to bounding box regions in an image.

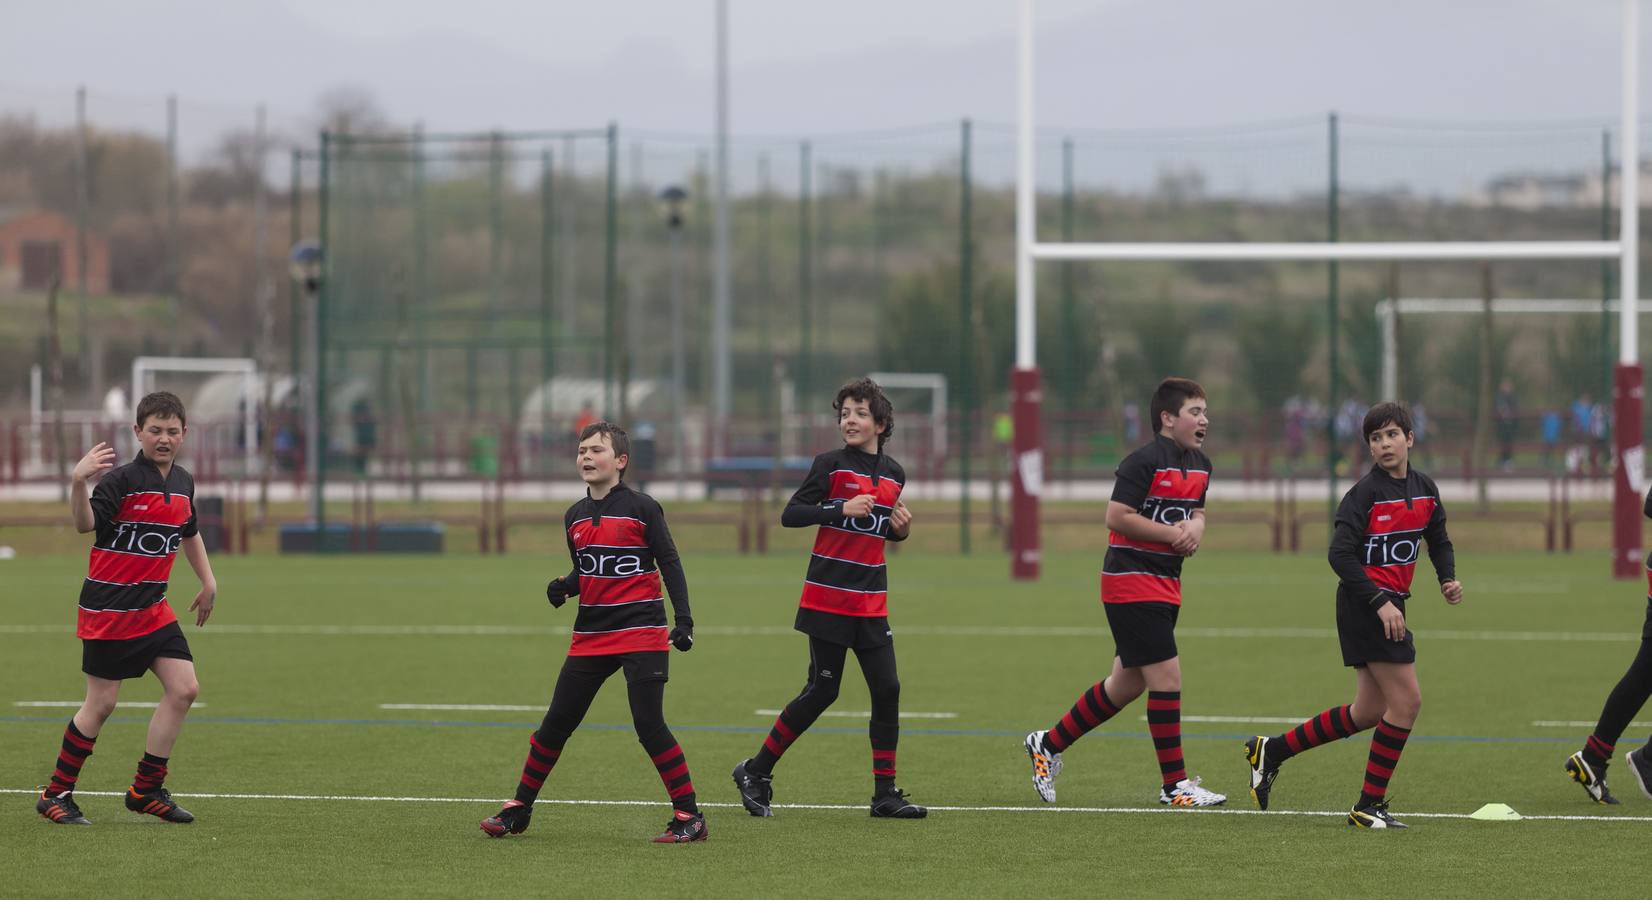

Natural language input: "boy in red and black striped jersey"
[732,377,926,819]
[1561,485,1652,805]
[1244,402,1463,829]
[1023,377,1228,808]
[37,392,216,827]
[479,422,706,843]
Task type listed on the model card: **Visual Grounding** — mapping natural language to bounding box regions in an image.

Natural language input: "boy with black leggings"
[479,422,704,842]
[732,377,925,819]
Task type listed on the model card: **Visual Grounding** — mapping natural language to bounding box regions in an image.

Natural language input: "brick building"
[0,208,111,294]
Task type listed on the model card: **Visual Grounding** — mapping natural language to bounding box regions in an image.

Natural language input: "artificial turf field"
[3,547,1650,897]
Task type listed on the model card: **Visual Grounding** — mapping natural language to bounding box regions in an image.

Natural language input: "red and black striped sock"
[870,719,898,794]
[1147,691,1186,786]
[1357,718,1412,807]
[750,706,804,775]
[1582,733,1615,770]
[512,732,564,805]
[45,720,96,796]
[131,753,168,794]
[1268,704,1363,764]
[1043,680,1123,754]
[648,739,698,814]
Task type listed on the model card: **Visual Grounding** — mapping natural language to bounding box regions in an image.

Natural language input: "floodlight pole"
[711,0,732,458]
[1614,0,1644,579]
[1011,0,1042,580]
[312,131,330,533]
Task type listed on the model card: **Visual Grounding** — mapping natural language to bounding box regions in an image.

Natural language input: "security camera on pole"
[660,186,689,497]
[289,240,324,527]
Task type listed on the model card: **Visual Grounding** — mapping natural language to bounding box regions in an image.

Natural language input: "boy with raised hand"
[37,391,216,826]
[1243,401,1463,829]
[1561,484,1652,805]
[732,377,924,819]
[479,421,705,843]
[1023,377,1227,808]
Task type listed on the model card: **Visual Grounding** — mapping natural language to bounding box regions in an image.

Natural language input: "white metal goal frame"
[1376,298,1652,402]
[1012,0,1644,580]
[868,371,949,461]
[131,356,260,475]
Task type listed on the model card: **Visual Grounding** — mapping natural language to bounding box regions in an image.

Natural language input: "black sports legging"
[1591,627,1652,750]
[784,636,900,727]
[537,665,669,747]
[522,658,696,812]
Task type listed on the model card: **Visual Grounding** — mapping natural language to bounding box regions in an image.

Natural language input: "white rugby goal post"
[1012,0,1643,580]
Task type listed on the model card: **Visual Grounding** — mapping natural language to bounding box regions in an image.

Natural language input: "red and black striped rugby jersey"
[1645,487,1652,598]
[783,448,907,619]
[1101,435,1210,606]
[558,483,690,656]
[78,452,198,640]
[1328,464,1455,605]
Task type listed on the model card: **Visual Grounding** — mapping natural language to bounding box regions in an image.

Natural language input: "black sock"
[1357,719,1411,808]
[871,719,898,795]
[513,732,564,805]
[750,707,804,776]
[131,752,169,794]
[1581,734,1614,770]
[1044,681,1123,754]
[1268,705,1362,765]
[46,720,96,796]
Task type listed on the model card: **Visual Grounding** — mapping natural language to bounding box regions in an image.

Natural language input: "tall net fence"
[3,98,1645,535]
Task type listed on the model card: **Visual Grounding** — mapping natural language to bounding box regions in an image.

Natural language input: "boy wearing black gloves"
[480,421,704,843]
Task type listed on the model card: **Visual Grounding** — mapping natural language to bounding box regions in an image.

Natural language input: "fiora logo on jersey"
[110,522,183,556]
[1363,532,1420,566]
[1138,498,1195,526]
[837,511,891,535]
[578,549,654,577]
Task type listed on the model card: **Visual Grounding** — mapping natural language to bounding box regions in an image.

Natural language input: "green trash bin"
[470,432,499,478]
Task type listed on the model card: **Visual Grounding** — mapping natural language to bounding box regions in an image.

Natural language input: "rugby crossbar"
[1029,241,1621,262]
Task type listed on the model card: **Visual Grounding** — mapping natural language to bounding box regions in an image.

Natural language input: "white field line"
[379,704,541,712]
[3,788,1649,822]
[1137,714,1309,725]
[1532,720,1652,729]
[14,701,202,709]
[751,708,958,719]
[0,623,1640,642]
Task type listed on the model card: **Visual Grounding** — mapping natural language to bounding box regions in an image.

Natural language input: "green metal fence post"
[489,131,504,349]
[758,153,774,441]
[799,140,813,416]
[290,149,302,381]
[541,148,555,476]
[412,126,429,501]
[1603,128,1615,425]
[1326,111,1340,525]
[604,123,619,417]
[817,157,832,352]
[1061,136,1076,483]
[466,347,478,417]
[317,131,332,538]
[959,119,974,554]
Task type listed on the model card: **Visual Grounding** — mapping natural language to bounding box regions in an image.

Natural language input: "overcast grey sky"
[1,0,1646,193]
[278,0,1113,70]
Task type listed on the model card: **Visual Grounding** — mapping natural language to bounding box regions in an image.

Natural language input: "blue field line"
[0,714,1581,744]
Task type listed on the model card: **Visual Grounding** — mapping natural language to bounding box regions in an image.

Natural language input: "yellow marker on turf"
[1469,803,1522,821]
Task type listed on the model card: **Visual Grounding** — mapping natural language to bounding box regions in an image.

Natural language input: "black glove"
[546,577,571,608]
[669,617,694,652]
